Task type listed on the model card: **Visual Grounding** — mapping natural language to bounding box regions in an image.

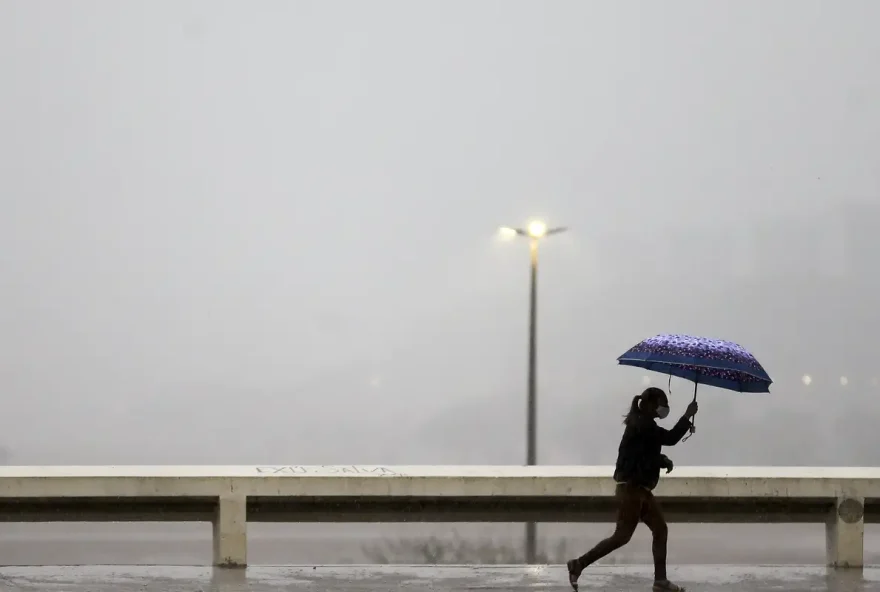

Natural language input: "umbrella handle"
[682,382,698,442]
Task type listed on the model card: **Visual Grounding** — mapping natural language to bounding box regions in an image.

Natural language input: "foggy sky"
[1,1,878,467]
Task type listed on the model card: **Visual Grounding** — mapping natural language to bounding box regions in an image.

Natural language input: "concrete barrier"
[1,465,877,568]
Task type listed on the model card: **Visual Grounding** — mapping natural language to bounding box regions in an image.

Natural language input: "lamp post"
[499,220,567,564]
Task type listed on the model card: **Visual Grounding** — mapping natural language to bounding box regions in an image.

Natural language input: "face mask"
[656,405,670,419]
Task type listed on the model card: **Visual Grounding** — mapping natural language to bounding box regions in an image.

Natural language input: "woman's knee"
[651,521,668,540]
[610,525,637,546]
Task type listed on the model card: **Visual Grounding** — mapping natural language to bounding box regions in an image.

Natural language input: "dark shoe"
[566,559,581,591]
[653,580,685,592]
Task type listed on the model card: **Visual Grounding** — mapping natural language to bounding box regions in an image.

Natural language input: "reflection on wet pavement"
[1,565,879,591]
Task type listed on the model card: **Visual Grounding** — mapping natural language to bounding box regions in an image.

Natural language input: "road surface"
[0,565,878,591]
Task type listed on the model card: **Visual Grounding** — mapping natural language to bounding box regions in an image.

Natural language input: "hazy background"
[1,0,879,565]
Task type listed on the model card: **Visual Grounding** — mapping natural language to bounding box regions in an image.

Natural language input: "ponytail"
[623,394,642,425]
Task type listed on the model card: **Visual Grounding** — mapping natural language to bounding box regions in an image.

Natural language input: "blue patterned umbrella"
[617,334,772,394]
[617,334,772,440]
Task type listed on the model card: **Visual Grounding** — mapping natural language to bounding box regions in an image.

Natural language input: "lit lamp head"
[498,226,519,240]
[527,220,548,238]
[497,221,566,241]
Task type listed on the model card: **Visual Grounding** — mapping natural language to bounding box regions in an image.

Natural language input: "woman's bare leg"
[640,494,684,591]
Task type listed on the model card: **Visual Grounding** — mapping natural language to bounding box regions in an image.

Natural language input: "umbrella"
[616,333,772,440]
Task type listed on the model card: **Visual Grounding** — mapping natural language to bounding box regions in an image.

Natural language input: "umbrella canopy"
[617,334,772,442]
[617,333,772,393]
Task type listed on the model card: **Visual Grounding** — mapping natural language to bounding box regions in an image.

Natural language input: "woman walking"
[566,387,698,592]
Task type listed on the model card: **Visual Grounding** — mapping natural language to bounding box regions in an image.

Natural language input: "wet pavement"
[0,565,879,591]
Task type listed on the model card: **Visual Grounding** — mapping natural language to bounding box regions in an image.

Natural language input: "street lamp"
[499,220,567,564]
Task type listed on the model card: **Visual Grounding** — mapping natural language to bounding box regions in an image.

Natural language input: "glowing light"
[498,226,518,240]
[802,375,812,386]
[527,220,548,238]
[840,376,849,387]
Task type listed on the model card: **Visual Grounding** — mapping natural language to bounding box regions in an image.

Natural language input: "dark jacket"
[612,413,692,490]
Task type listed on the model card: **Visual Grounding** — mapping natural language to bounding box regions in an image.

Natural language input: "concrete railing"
[0,465,877,568]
